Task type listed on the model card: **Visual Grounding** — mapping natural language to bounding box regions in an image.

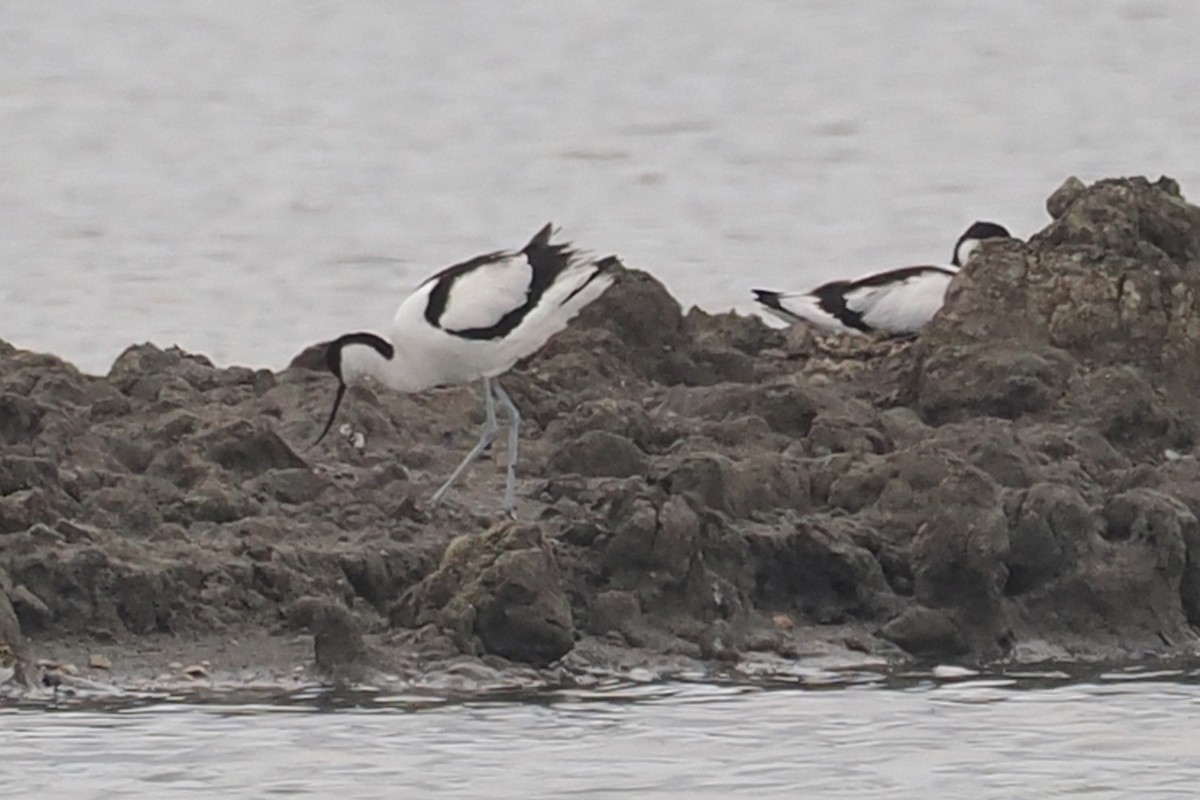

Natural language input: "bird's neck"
[341,341,423,393]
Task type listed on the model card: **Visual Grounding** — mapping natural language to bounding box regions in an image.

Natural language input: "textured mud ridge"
[4,175,1200,690]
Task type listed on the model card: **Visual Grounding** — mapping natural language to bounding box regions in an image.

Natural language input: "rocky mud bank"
[4,176,1200,692]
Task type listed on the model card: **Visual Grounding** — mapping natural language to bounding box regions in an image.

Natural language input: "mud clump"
[548,431,648,478]
[393,522,575,667]
[4,175,1200,686]
[287,597,374,681]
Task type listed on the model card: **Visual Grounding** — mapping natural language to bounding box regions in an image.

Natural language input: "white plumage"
[753,221,1011,336]
[415,257,533,334]
[315,223,619,511]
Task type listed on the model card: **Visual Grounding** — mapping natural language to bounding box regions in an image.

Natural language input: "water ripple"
[3,668,1200,798]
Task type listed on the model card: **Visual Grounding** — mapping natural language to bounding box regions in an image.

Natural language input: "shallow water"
[4,669,1200,798]
[5,1,1200,373]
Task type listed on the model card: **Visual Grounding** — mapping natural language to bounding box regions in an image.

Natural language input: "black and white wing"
[398,224,566,340]
[395,223,616,344]
[754,265,956,336]
[838,266,956,335]
[753,285,870,333]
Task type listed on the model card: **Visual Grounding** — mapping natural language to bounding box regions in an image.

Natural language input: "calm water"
[3,672,1200,798]
[4,1,1200,373]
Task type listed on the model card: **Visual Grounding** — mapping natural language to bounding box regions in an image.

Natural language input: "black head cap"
[952,221,1012,266]
[960,221,1010,242]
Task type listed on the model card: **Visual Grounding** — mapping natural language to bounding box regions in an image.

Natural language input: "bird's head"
[952,221,1012,267]
[312,332,394,446]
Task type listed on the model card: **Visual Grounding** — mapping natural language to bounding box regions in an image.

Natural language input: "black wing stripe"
[423,227,616,342]
[807,267,955,334]
[846,265,955,288]
[811,281,872,332]
[560,255,619,306]
[423,224,599,342]
[423,250,510,328]
[752,289,793,317]
[446,242,575,340]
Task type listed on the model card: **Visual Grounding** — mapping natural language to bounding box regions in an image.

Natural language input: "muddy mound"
[917,176,1200,443]
[3,175,1200,683]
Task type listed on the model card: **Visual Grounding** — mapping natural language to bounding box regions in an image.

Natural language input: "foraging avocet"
[753,221,1011,336]
[314,223,619,512]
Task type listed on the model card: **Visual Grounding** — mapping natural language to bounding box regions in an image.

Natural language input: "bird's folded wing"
[422,253,534,333]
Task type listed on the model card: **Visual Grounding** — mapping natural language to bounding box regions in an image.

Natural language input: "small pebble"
[168,661,184,671]
[772,613,795,631]
[183,664,209,678]
[843,636,872,654]
[89,654,113,670]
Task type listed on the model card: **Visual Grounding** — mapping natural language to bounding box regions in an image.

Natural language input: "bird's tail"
[754,288,803,321]
[561,254,621,306]
[752,288,827,327]
[752,289,788,313]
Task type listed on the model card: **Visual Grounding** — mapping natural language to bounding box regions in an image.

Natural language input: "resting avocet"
[752,221,1011,336]
[314,223,619,512]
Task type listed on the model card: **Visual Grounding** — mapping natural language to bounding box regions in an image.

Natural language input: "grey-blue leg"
[492,380,520,513]
[429,377,498,507]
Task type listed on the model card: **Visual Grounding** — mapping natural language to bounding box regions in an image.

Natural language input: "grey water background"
[5,1,1200,374]
[4,673,1200,799]
[6,2,1200,796]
